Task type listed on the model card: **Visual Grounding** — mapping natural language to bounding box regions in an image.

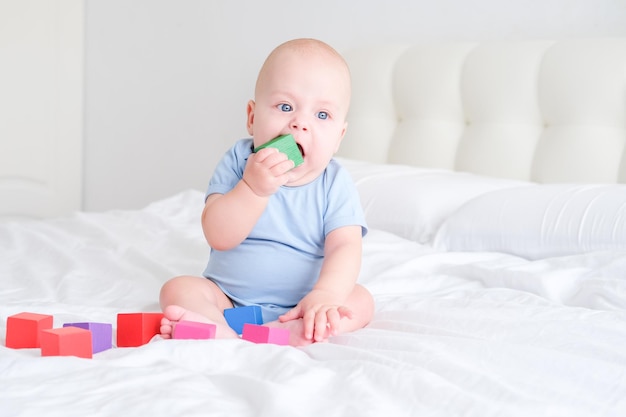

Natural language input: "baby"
[159,38,374,346]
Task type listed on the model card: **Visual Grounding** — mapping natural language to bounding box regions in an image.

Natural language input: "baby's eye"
[316,111,329,120]
[278,103,292,112]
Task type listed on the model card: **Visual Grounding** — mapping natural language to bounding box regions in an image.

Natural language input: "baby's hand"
[280,292,354,342]
[243,148,294,197]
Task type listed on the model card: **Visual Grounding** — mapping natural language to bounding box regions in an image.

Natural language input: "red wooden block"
[242,324,290,345]
[116,312,163,347]
[41,327,93,359]
[6,312,54,349]
[173,320,216,340]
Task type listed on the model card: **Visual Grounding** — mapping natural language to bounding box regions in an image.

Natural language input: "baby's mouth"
[297,143,305,158]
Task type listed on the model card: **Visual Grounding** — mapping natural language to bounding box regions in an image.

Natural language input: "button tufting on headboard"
[340,39,626,184]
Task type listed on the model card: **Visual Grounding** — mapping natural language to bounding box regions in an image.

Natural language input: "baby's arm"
[202,147,294,250]
[280,225,363,341]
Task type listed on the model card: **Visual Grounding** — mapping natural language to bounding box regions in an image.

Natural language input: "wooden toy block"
[223,305,263,334]
[41,327,93,359]
[5,312,53,349]
[173,320,216,340]
[254,134,304,167]
[242,324,290,345]
[116,312,163,347]
[64,322,112,353]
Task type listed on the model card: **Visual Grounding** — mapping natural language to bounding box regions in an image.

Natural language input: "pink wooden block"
[173,320,216,340]
[41,327,93,359]
[6,312,53,349]
[242,324,290,345]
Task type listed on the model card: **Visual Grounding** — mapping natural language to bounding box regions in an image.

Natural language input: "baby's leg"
[159,275,238,339]
[336,284,375,334]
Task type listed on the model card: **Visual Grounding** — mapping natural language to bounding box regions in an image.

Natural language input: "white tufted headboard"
[339,39,626,184]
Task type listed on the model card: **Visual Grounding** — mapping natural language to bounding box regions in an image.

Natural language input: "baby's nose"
[290,117,308,132]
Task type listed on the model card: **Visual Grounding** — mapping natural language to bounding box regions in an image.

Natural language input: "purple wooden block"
[63,322,112,354]
[173,320,216,340]
[242,324,289,345]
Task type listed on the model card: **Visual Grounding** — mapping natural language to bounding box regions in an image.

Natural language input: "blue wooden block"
[223,306,263,334]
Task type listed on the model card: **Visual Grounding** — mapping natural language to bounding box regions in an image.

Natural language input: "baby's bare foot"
[160,305,237,339]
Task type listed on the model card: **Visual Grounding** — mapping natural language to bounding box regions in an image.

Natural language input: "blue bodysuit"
[202,139,367,322]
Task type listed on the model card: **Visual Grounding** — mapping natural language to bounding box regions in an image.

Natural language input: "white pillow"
[337,158,528,243]
[434,184,626,259]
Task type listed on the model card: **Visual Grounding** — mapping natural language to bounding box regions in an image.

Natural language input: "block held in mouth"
[254,134,304,167]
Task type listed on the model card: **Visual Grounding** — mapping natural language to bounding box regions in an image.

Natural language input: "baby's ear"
[246,100,256,135]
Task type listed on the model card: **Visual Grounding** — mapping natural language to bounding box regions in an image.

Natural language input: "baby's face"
[247,46,351,186]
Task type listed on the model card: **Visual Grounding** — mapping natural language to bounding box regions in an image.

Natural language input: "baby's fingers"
[302,309,317,341]
[325,308,341,337]
[324,306,354,339]
[313,311,331,342]
[255,148,294,173]
[279,305,302,323]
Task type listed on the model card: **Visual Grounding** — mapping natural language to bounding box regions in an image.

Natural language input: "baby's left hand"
[279,290,353,342]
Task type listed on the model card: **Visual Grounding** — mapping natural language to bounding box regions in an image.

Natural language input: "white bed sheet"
[2,190,626,417]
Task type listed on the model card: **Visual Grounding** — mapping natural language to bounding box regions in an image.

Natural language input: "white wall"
[84,0,626,211]
[1,0,83,219]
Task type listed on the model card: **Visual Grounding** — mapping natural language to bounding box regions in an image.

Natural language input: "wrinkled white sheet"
[1,190,626,417]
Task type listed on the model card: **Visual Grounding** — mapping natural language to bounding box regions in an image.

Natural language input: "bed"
[2,39,626,416]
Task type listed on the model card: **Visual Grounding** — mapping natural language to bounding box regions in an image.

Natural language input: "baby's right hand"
[242,147,295,197]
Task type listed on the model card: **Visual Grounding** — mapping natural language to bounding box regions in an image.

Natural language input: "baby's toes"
[159,323,173,339]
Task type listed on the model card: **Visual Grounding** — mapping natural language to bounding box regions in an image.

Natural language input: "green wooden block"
[253,134,304,167]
